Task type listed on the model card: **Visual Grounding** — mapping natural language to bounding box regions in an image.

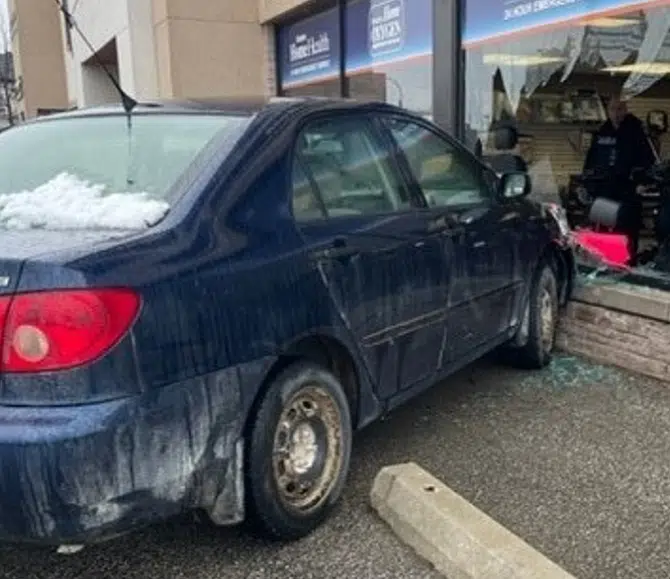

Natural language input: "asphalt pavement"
[3,354,670,579]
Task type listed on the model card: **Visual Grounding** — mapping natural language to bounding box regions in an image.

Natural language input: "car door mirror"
[500,171,531,199]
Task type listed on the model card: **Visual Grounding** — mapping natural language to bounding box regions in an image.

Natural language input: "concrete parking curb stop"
[370,463,577,579]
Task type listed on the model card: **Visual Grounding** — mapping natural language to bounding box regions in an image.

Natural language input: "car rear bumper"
[0,367,248,546]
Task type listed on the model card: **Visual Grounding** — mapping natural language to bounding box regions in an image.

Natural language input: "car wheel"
[506,262,559,369]
[245,361,352,541]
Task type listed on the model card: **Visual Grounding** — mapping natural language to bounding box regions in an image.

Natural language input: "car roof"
[25,96,407,123]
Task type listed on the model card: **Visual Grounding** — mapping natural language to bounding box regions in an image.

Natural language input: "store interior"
[463,5,670,278]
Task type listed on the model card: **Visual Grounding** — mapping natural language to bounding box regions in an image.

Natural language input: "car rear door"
[291,112,453,398]
[381,116,521,361]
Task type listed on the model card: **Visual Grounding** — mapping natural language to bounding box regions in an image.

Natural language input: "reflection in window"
[282,79,342,98]
[292,161,326,221]
[277,5,343,98]
[386,119,488,208]
[296,117,409,217]
[345,0,433,117]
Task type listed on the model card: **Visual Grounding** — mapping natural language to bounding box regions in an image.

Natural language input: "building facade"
[9,0,670,149]
[0,52,15,126]
[271,0,670,209]
[8,0,69,119]
[8,0,446,123]
[10,0,280,116]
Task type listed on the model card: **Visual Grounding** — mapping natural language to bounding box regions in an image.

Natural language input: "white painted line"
[370,463,577,579]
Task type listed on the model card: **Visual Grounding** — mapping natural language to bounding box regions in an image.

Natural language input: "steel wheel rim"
[272,385,344,514]
[540,288,555,352]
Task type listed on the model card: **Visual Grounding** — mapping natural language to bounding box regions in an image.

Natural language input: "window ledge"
[557,280,670,384]
[571,282,670,323]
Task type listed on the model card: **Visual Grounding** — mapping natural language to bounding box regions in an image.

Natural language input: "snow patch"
[0,172,170,231]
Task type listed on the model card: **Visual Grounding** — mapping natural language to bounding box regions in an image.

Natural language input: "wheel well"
[246,335,360,435]
[542,242,574,306]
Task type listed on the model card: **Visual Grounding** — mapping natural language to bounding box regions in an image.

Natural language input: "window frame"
[291,152,329,221]
[275,0,344,99]
[288,110,423,223]
[376,112,500,211]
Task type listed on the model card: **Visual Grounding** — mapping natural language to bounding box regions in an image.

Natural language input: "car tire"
[505,262,559,369]
[245,361,352,541]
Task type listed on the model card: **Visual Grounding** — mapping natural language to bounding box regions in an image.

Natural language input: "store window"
[462,0,670,278]
[346,0,433,117]
[276,0,434,116]
[277,6,343,97]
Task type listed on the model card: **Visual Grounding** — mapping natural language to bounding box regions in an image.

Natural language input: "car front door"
[382,116,522,361]
[291,113,453,398]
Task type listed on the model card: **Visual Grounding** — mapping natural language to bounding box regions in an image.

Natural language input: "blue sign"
[464,0,656,45]
[346,0,433,74]
[278,8,341,89]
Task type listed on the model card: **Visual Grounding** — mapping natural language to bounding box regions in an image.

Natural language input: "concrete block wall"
[153,0,267,100]
[557,283,670,383]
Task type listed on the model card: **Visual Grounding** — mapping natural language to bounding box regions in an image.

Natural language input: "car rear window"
[0,113,251,230]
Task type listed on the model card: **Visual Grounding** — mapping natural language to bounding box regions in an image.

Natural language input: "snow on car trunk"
[0,173,170,231]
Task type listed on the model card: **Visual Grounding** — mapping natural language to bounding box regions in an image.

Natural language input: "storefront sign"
[346,0,432,73]
[278,8,341,88]
[368,0,407,57]
[463,0,661,45]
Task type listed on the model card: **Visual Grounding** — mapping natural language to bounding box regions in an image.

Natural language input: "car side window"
[292,160,327,221]
[384,118,490,209]
[292,116,410,219]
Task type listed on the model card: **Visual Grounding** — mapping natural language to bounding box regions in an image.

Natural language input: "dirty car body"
[0,98,574,545]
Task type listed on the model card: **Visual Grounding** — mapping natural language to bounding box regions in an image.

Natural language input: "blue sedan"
[0,97,574,546]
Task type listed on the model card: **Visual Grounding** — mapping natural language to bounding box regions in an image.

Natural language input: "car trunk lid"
[0,229,139,295]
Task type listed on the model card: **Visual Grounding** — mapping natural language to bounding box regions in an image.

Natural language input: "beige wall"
[259,0,315,23]
[9,0,68,118]
[153,0,272,100]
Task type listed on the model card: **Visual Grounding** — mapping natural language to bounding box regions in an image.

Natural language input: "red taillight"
[0,288,140,373]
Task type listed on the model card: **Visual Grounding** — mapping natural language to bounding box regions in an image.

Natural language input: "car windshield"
[0,113,251,231]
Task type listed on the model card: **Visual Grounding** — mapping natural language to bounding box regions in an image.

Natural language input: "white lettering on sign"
[369,0,405,56]
[289,32,331,64]
[503,0,582,21]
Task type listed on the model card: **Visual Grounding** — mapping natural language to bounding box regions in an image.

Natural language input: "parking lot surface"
[3,354,669,579]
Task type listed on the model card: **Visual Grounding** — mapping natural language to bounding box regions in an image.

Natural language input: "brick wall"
[557,283,670,383]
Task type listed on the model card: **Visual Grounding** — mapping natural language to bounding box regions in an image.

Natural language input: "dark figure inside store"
[582,96,657,265]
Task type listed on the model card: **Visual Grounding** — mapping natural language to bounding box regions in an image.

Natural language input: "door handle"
[309,237,358,262]
[427,215,465,237]
[427,215,449,233]
[327,246,359,261]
